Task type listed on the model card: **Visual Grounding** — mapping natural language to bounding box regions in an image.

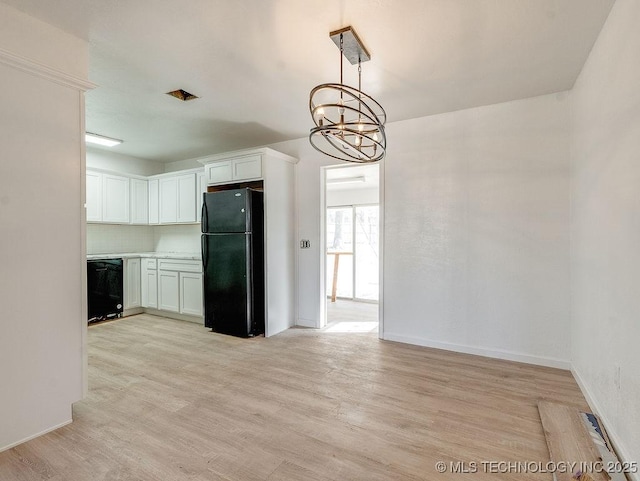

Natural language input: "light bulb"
[317,108,324,127]
[358,123,364,132]
[373,132,379,142]
[355,136,362,147]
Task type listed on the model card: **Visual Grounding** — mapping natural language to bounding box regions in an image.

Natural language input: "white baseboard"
[0,419,72,454]
[571,367,639,481]
[142,308,203,324]
[382,332,571,370]
[296,318,317,328]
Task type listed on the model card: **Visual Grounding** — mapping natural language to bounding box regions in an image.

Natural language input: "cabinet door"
[141,268,157,309]
[233,155,262,180]
[158,270,179,312]
[197,172,206,223]
[205,161,233,185]
[124,258,141,309]
[103,174,130,223]
[159,177,177,224]
[148,179,159,224]
[130,179,149,224]
[176,173,196,223]
[180,272,203,316]
[86,171,102,222]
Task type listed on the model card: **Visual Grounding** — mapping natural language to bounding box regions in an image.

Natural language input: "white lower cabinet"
[180,272,203,316]
[124,258,141,309]
[158,270,180,312]
[141,258,158,308]
[156,258,203,316]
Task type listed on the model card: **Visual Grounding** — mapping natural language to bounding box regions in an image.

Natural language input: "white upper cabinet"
[206,160,233,185]
[130,178,149,225]
[233,154,262,180]
[158,173,196,224]
[86,171,103,222]
[204,154,262,185]
[177,173,196,223]
[197,172,206,223]
[86,168,202,226]
[159,177,178,223]
[102,174,130,223]
[148,178,159,224]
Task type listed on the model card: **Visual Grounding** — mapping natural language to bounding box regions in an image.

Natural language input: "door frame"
[320,162,384,338]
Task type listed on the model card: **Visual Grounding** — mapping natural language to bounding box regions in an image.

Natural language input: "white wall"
[154,224,201,253]
[86,224,155,255]
[570,0,640,468]
[274,91,572,368]
[0,4,89,451]
[86,149,163,176]
[383,93,571,368]
[163,157,202,173]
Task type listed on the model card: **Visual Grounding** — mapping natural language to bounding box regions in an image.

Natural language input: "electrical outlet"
[300,239,311,249]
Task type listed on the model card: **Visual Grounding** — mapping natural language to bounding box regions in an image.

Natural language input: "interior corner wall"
[86,149,164,176]
[569,0,640,468]
[0,5,88,451]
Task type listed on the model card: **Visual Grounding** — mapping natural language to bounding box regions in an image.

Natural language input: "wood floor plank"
[0,314,590,480]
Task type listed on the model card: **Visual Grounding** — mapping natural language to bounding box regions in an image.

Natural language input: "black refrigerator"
[201,188,265,337]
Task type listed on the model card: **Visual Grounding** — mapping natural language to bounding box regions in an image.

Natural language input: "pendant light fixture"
[309,27,386,163]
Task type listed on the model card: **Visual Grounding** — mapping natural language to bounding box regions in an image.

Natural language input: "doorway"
[322,164,381,334]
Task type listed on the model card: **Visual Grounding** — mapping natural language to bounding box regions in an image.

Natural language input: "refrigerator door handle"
[202,194,208,233]
[201,235,208,270]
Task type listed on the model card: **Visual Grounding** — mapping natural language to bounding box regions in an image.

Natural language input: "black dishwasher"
[87,258,123,322]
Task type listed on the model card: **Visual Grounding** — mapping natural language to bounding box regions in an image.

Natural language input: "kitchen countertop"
[87,252,201,261]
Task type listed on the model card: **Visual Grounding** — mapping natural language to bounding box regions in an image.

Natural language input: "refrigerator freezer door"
[202,189,250,234]
[202,233,254,337]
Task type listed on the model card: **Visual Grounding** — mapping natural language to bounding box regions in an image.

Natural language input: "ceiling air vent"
[166,89,199,101]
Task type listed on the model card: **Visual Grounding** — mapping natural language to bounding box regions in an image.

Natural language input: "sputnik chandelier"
[309,26,387,163]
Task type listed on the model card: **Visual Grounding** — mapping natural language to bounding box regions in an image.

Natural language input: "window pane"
[355,205,379,301]
[326,207,353,299]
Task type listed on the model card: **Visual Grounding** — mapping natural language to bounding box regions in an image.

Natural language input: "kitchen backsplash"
[154,224,201,253]
[86,224,155,254]
[87,223,201,255]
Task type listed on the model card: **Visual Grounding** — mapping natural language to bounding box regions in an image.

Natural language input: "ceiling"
[2,0,615,163]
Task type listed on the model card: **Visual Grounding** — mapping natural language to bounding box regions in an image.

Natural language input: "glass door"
[326,205,379,302]
[326,207,354,300]
[354,205,379,301]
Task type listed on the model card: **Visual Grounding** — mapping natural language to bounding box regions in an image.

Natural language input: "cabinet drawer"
[157,259,202,273]
[144,258,157,270]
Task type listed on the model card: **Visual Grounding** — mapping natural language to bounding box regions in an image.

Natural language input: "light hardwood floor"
[0,314,588,480]
[326,299,378,324]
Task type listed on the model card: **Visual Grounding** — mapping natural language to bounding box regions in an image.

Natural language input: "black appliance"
[87,258,123,322]
[201,188,264,337]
